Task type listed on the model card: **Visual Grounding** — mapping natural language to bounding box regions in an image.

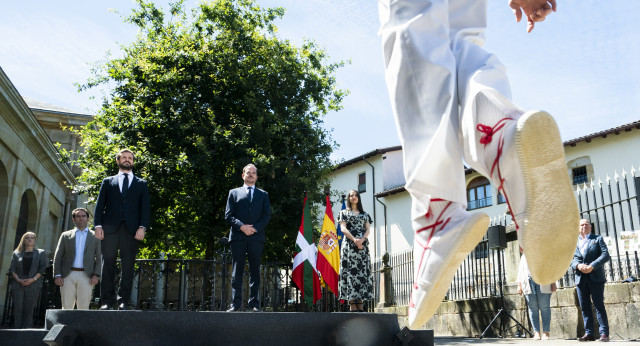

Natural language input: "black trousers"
[101,222,139,305]
[230,239,264,309]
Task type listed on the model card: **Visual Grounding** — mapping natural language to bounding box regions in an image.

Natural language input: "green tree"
[73,0,346,261]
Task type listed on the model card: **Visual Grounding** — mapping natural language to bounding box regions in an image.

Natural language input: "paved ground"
[434,337,640,345]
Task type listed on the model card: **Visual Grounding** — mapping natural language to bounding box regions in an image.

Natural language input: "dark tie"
[247,186,253,202]
[122,173,129,196]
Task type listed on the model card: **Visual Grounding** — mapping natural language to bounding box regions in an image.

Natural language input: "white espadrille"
[480,110,579,284]
[408,200,489,329]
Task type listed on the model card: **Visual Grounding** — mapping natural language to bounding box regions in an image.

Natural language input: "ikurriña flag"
[316,195,340,296]
[292,195,321,306]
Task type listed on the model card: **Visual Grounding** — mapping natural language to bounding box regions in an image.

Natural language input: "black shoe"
[599,334,610,342]
[117,302,129,310]
[578,334,596,342]
[226,306,240,312]
[251,307,261,312]
[99,304,112,310]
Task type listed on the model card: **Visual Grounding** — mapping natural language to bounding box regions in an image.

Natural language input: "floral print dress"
[337,209,374,301]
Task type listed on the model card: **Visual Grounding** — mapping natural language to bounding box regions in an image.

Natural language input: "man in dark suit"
[571,219,611,342]
[53,207,102,309]
[224,163,271,312]
[94,149,150,310]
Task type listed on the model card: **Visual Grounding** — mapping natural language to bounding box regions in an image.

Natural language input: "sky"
[1,1,639,163]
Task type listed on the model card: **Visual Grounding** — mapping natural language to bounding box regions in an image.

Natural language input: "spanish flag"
[292,195,322,306]
[316,195,340,296]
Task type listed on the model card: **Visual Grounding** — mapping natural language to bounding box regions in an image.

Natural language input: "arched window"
[14,190,37,250]
[467,176,492,210]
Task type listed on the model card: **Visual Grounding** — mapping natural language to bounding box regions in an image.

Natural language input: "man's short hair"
[116,149,135,161]
[243,163,257,174]
[72,208,90,219]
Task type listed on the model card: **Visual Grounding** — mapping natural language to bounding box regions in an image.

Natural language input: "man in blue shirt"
[53,208,102,309]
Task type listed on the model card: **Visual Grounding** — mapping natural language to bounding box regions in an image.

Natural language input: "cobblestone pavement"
[434,336,640,345]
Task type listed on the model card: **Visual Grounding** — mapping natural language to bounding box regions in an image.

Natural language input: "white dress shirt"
[118,171,133,192]
[73,228,89,268]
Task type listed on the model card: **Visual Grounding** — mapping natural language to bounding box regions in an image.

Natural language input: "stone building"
[0,66,92,313]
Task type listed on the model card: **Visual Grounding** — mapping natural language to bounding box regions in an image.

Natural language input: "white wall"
[382,150,404,191]
[328,157,384,261]
[565,129,640,180]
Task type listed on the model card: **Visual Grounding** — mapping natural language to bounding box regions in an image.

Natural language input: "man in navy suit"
[224,164,271,312]
[571,219,610,342]
[94,149,150,310]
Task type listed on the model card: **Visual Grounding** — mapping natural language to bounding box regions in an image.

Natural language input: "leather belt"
[71,267,84,271]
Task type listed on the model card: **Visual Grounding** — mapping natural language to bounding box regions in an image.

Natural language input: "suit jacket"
[570,233,610,284]
[225,186,271,243]
[94,173,151,234]
[9,249,48,290]
[53,229,102,278]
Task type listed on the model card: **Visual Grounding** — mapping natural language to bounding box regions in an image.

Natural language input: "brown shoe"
[599,334,610,342]
[578,334,596,342]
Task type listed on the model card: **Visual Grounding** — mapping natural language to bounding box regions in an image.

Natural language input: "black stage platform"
[1,310,434,346]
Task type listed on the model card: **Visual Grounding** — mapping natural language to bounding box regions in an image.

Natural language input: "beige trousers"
[60,270,94,309]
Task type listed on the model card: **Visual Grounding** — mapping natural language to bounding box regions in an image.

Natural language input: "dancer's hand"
[508,0,556,33]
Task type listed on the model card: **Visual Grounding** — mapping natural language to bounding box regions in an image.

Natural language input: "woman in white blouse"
[517,253,557,340]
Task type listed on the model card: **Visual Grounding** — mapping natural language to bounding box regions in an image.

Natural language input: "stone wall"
[379,281,640,340]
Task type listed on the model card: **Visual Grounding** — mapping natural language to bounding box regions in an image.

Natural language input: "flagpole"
[324,189,329,312]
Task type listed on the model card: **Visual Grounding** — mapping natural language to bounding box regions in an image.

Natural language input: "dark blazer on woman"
[9,249,48,290]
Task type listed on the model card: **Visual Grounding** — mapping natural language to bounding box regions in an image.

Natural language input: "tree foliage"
[74,0,346,261]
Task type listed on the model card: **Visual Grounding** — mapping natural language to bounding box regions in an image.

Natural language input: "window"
[358,172,366,193]
[467,176,492,210]
[498,192,506,204]
[573,166,588,185]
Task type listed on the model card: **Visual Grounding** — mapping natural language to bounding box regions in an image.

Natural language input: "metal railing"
[575,171,640,282]
[2,256,360,328]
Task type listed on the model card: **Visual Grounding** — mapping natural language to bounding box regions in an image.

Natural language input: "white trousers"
[378,0,522,219]
[60,270,94,310]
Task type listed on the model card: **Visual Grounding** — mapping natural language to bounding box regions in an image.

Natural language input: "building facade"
[0,66,92,313]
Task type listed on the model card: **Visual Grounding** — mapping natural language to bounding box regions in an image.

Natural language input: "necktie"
[122,173,129,196]
[247,186,253,202]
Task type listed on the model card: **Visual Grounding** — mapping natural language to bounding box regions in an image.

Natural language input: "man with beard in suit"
[94,149,150,310]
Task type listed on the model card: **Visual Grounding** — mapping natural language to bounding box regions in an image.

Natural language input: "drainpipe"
[375,197,388,254]
[62,193,72,233]
[363,159,377,262]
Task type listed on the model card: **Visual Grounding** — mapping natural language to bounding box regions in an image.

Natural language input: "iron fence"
[372,237,505,305]
[573,171,640,282]
[2,255,359,328]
